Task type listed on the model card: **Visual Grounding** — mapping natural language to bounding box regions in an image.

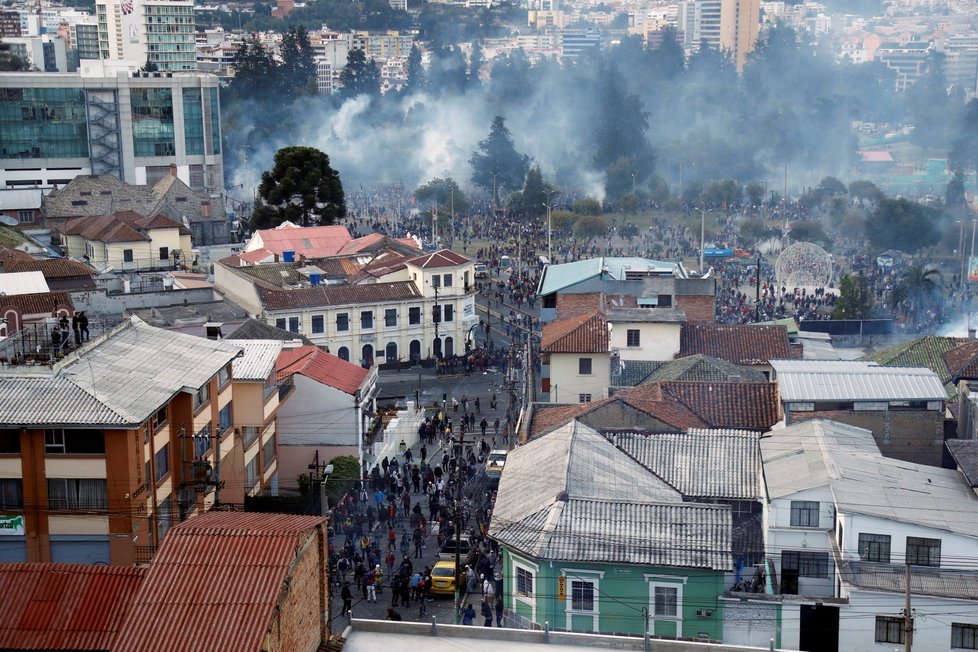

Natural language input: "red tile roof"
[252,224,352,257]
[57,210,190,242]
[0,290,73,315]
[258,280,421,310]
[277,345,371,394]
[541,311,608,353]
[407,249,471,268]
[0,248,93,279]
[635,381,780,431]
[679,323,797,365]
[944,339,978,380]
[0,562,145,651]
[113,512,325,652]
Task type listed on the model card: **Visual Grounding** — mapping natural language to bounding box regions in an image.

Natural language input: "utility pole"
[755,256,761,322]
[904,562,913,652]
[433,284,440,358]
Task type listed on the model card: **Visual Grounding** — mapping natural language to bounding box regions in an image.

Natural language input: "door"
[386,342,397,363]
[445,337,454,357]
[799,604,839,652]
[409,340,421,363]
[361,344,373,367]
[433,338,442,358]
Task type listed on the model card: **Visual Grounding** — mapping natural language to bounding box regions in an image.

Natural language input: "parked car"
[430,559,457,595]
[439,534,473,561]
[485,449,507,487]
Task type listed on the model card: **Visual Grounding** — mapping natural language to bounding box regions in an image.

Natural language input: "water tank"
[309,273,321,285]
[282,250,295,263]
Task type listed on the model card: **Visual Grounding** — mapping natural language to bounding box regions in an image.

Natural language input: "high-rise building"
[679,0,721,51]
[0,9,20,38]
[944,35,978,98]
[95,0,196,71]
[719,0,759,72]
[0,63,223,191]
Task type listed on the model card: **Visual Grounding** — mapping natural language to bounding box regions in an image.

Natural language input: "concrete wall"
[766,486,836,598]
[69,287,218,315]
[720,598,780,648]
[548,352,609,404]
[841,589,978,652]
[366,402,424,468]
[609,321,682,362]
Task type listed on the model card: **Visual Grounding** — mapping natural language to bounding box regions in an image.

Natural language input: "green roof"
[0,226,28,249]
[613,355,766,387]
[861,335,968,400]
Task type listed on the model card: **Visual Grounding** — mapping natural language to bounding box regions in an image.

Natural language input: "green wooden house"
[489,420,732,640]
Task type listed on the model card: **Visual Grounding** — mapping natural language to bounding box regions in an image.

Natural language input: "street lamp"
[542,200,553,261]
[699,206,712,272]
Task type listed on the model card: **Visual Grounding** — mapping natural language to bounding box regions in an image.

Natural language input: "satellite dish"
[0,215,19,226]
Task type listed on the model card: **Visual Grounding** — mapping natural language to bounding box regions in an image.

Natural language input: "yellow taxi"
[430,559,458,596]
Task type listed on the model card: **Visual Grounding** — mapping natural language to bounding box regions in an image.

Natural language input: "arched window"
[362,344,374,367]
[445,336,454,357]
[432,338,442,358]
[410,340,421,362]
[337,346,350,362]
[385,341,397,363]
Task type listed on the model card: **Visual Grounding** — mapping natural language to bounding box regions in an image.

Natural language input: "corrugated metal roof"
[406,249,471,268]
[772,360,947,402]
[491,421,731,569]
[614,429,761,499]
[0,316,240,426]
[113,512,324,652]
[537,257,681,296]
[0,270,49,295]
[762,419,978,536]
[841,561,978,600]
[0,562,145,650]
[222,339,283,381]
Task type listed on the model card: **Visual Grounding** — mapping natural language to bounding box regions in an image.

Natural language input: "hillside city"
[5,0,978,650]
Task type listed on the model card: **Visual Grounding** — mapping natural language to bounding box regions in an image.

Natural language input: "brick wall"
[676,295,714,323]
[555,293,638,319]
[789,409,946,467]
[267,526,327,651]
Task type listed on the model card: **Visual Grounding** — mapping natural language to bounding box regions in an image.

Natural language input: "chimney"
[168,163,177,177]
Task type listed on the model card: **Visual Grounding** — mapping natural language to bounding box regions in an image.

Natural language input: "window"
[130,88,175,156]
[432,305,441,323]
[159,246,169,261]
[409,307,421,325]
[906,536,941,567]
[858,533,891,563]
[123,249,134,263]
[218,402,233,433]
[653,585,678,618]
[154,444,170,481]
[579,358,592,375]
[17,209,34,224]
[571,579,595,612]
[516,566,534,598]
[288,316,299,333]
[444,305,454,322]
[217,363,231,389]
[781,551,829,578]
[579,394,592,403]
[262,432,276,471]
[336,313,349,332]
[790,500,820,527]
[444,273,452,287]
[626,329,640,347]
[0,430,20,454]
[193,383,210,410]
[385,308,397,327]
[875,616,904,644]
[0,479,23,509]
[275,318,286,330]
[242,426,260,449]
[47,479,107,510]
[337,347,350,362]
[245,456,259,488]
[432,274,441,288]
[360,311,373,329]
[44,429,105,454]
[953,623,978,649]
[311,315,324,334]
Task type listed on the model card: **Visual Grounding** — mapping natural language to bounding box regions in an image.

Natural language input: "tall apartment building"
[944,35,978,97]
[0,315,281,565]
[0,9,20,38]
[876,41,933,91]
[680,0,758,71]
[95,0,196,71]
[0,65,223,191]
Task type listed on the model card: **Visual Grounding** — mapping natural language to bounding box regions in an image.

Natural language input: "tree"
[789,220,830,246]
[946,169,968,208]
[817,176,847,196]
[892,265,943,330]
[231,35,278,97]
[469,116,529,205]
[832,274,874,319]
[745,182,766,208]
[648,25,684,79]
[323,455,360,506]
[404,44,426,93]
[848,179,883,205]
[518,165,554,218]
[279,26,317,98]
[572,197,602,216]
[140,57,159,73]
[619,193,640,216]
[339,48,380,99]
[574,215,607,240]
[865,198,940,255]
[950,99,978,187]
[414,177,469,215]
[257,146,346,227]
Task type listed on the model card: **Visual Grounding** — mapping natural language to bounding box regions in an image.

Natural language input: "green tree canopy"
[745,182,766,207]
[817,176,847,196]
[848,179,883,204]
[865,198,941,255]
[230,35,278,98]
[517,165,555,218]
[279,26,317,98]
[572,197,602,216]
[832,274,874,319]
[404,44,426,93]
[339,48,380,98]
[257,146,346,227]
[574,214,607,240]
[946,169,967,208]
[469,116,529,205]
[414,177,469,215]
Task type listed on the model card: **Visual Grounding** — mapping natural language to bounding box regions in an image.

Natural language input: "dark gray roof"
[841,560,978,600]
[947,439,978,488]
[226,318,315,345]
[615,360,663,387]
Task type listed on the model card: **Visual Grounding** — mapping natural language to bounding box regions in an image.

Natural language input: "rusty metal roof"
[0,562,145,650]
[113,512,325,652]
